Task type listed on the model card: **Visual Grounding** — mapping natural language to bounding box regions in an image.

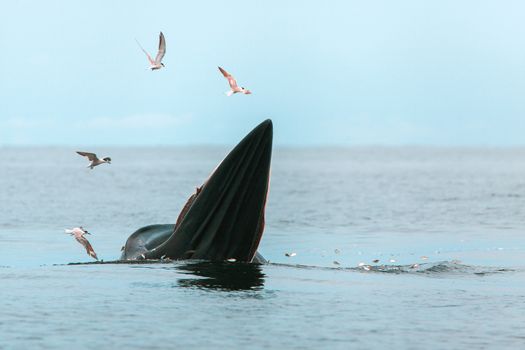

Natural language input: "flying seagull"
[218,66,252,96]
[76,151,111,169]
[65,227,98,260]
[136,32,166,70]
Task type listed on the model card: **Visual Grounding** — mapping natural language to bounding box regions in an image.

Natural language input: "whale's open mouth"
[121,119,273,262]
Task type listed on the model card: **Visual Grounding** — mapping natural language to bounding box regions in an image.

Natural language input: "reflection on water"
[176,261,265,291]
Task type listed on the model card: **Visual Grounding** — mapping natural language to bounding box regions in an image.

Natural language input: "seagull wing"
[135,39,155,65]
[154,32,166,64]
[75,235,98,260]
[76,151,98,161]
[218,66,230,78]
[218,66,238,89]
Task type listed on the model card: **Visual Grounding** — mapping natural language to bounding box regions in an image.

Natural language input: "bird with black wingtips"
[65,227,98,260]
[218,66,252,96]
[136,32,166,70]
[76,151,111,169]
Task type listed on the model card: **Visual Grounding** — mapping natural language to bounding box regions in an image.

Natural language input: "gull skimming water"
[76,151,111,169]
[218,66,252,96]
[65,227,98,260]
[136,32,166,70]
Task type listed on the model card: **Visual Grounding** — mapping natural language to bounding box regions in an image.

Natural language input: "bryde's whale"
[120,119,273,263]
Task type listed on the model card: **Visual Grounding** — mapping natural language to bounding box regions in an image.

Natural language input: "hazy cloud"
[74,114,192,129]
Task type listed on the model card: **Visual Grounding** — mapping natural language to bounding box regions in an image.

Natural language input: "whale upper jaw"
[121,119,273,262]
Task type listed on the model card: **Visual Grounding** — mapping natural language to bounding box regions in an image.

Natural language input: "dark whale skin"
[121,120,273,263]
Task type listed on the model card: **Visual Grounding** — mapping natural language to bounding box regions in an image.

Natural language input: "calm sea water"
[1,147,524,349]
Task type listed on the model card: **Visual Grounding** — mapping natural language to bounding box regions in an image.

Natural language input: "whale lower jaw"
[121,119,273,262]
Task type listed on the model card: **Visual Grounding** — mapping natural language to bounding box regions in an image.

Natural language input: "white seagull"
[136,32,166,70]
[218,66,252,96]
[76,151,111,169]
[65,227,98,260]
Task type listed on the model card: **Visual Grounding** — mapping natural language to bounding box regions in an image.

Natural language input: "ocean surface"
[1,146,524,349]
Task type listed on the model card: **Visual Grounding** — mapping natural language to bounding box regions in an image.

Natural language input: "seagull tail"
[64,229,73,234]
[225,91,234,97]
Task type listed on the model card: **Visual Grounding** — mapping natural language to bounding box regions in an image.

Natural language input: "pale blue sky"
[1,1,524,146]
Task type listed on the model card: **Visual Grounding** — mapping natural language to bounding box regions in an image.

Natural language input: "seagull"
[218,66,252,96]
[65,227,98,260]
[76,151,111,169]
[136,32,166,70]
